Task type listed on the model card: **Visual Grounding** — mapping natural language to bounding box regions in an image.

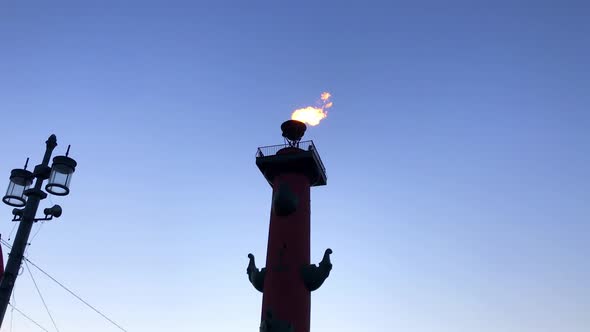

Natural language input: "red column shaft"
[262,172,311,332]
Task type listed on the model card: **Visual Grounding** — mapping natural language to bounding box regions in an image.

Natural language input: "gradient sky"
[0,1,588,331]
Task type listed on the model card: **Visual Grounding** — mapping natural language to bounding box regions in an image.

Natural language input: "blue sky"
[0,1,588,331]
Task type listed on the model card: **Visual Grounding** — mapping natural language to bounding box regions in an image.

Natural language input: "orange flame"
[291,92,333,126]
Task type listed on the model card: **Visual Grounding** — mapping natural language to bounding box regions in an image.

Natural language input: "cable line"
[0,239,128,332]
[25,260,60,332]
[7,303,50,332]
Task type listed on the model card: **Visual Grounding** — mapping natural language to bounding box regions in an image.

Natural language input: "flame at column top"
[291,92,333,126]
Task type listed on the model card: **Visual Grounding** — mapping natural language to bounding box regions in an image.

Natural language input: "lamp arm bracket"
[32,165,51,180]
[12,216,53,222]
[33,216,53,222]
[23,188,47,199]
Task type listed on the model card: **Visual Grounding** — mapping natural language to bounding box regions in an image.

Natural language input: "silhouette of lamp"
[2,162,34,207]
[0,134,79,328]
[45,147,77,196]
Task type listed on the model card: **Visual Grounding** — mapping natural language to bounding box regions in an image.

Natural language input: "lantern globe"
[3,169,34,207]
[46,156,77,196]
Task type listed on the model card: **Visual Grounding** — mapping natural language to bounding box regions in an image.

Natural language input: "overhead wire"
[7,303,51,332]
[0,239,128,332]
[29,221,45,245]
[21,257,128,332]
[24,260,60,332]
[7,222,17,241]
[9,290,16,332]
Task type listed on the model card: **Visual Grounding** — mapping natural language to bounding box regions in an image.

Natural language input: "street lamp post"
[0,134,77,327]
